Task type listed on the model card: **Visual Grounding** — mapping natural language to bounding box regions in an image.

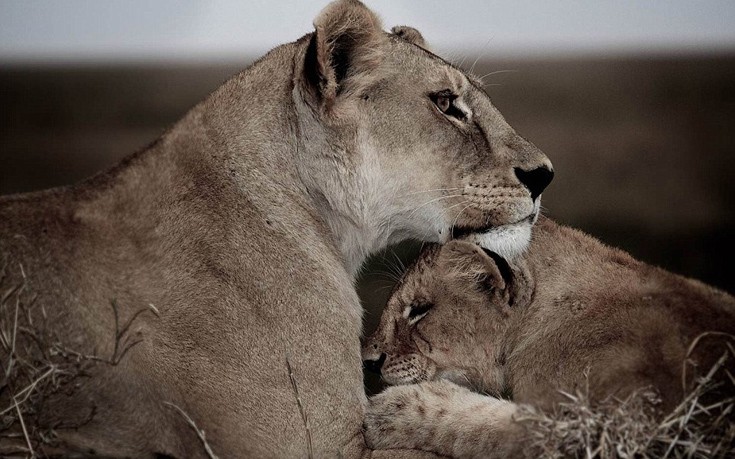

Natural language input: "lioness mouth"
[450,224,494,240]
[450,213,535,240]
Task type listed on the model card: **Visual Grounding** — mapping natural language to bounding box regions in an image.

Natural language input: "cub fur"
[0,0,552,456]
[364,217,735,458]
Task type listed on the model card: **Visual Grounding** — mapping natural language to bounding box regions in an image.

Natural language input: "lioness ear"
[391,26,429,50]
[438,241,508,293]
[304,0,384,109]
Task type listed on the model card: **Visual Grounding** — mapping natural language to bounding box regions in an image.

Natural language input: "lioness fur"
[363,217,735,458]
[0,0,553,456]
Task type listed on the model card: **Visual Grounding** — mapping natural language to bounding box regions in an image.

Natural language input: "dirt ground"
[1,55,734,337]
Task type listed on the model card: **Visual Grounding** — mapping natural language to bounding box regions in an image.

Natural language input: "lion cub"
[363,217,735,457]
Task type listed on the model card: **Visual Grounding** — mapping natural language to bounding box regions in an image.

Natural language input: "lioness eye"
[435,95,451,113]
[430,92,466,120]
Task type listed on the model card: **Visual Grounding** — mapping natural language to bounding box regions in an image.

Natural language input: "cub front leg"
[365,380,532,459]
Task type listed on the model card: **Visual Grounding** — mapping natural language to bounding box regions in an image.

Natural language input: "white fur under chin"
[465,222,532,259]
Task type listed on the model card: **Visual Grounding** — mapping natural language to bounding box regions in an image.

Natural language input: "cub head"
[362,240,530,392]
[297,0,553,264]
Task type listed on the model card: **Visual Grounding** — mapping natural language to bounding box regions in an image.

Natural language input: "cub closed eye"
[408,301,434,320]
[430,91,466,121]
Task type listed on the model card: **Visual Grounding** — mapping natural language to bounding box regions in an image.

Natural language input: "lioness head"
[296,0,553,269]
[362,240,529,391]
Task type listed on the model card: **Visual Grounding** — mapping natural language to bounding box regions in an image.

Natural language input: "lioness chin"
[363,217,735,458]
[0,0,553,457]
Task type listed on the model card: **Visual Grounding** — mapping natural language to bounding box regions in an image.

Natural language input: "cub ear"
[304,0,384,110]
[437,240,508,293]
[391,26,429,50]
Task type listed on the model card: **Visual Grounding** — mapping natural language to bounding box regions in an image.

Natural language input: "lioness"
[0,0,553,456]
[363,217,735,458]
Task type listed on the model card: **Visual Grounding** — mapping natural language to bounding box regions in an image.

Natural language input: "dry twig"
[164,402,220,459]
[286,353,314,459]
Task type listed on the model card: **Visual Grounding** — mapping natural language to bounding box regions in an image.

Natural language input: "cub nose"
[363,353,386,375]
[514,166,554,200]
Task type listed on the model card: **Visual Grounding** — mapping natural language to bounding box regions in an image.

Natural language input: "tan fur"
[364,217,735,458]
[0,1,552,457]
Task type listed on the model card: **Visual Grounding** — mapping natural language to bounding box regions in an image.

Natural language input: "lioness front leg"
[365,381,532,459]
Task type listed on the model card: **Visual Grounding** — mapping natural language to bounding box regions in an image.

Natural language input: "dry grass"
[3,258,732,458]
[519,340,735,459]
[0,261,153,456]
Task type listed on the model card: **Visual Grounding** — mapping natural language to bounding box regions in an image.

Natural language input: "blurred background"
[1,1,734,356]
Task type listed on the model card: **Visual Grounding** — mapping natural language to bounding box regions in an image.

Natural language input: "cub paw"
[364,384,426,450]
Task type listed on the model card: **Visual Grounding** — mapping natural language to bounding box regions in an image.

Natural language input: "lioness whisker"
[456,52,470,69]
[407,194,464,219]
[444,200,471,211]
[379,252,406,280]
[390,250,407,273]
[468,37,495,75]
[450,202,474,235]
[477,69,519,82]
[375,262,404,283]
[374,272,402,284]
[401,188,461,197]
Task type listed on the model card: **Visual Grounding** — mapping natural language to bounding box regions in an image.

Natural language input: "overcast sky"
[1,0,735,63]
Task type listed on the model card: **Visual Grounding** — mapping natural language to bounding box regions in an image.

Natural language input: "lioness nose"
[514,166,554,200]
[363,353,386,375]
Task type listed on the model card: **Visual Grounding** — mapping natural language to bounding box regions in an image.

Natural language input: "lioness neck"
[289,48,409,276]
[294,129,407,276]
[77,39,400,279]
